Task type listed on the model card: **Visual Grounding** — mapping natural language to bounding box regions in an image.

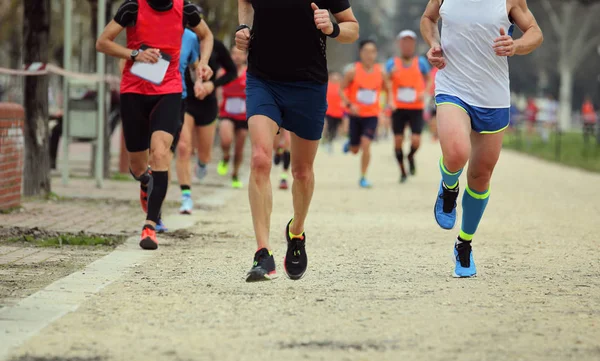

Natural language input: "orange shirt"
[582,101,597,124]
[326,81,344,118]
[390,57,426,110]
[348,62,383,118]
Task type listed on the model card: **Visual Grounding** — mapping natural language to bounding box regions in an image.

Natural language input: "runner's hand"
[311,3,333,35]
[427,45,446,69]
[194,80,207,100]
[236,28,251,51]
[197,63,213,81]
[202,81,215,96]
[136,48,160,63]
[493,27,515,57]
[349,104,360,116]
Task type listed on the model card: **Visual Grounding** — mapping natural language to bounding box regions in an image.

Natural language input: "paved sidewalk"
[3,139,600,361]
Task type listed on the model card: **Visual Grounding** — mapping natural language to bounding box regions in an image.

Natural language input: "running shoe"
[454,240,477,278]
[179,194,193,215]
[279,178,289,190]
[217,160,229,176]
[273,147,283,165]
[155,218,168,233]
[343,141,350,154]
[434,180,459,230]
[408,155,416,175]
[359,177,372,188]
[400,174,408,183]
[231,176,243,189]
[284,219,308,280]
[139,224,158,250]
[246,248,277,282]
[195,161,207,180]
[139,173,153,214]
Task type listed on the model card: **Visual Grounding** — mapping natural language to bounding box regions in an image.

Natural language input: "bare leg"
[289,133,319,235]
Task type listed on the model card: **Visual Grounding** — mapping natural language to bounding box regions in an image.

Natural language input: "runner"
[340,40,387,188]
[582,96,597,143]
[421,0,543,277]
[176,38,237,213]
[273,129,291,190]
[97,0,214,249]
[236,0,359,281]
[216,45,248,189]
[386,30,430,183]
[324,71,344,153]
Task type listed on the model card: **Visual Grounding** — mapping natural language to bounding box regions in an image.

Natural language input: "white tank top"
[435,0,512,108]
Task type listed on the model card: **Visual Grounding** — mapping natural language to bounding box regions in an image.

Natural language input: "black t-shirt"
[185,39,237,104]
[113,0,202,28]
[248,0,350,84]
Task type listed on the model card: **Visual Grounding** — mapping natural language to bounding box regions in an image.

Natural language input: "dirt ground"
[6,139,600,361]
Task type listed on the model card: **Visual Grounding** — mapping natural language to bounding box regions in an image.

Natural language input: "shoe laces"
[289,238,305,258]
[455,242,471,268]
[440,185,459,213]
[253,249,270,267]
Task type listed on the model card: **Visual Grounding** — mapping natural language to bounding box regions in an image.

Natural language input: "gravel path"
[8,139,600,361]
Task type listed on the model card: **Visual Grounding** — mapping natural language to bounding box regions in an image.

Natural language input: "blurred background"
[1,0,600,198]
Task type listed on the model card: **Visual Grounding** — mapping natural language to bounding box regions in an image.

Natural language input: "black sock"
[283,150,291,171]
[147,171,168,223]
[408,146,418,159]
[395,149,406,176]
[180,184,191,191]
[130,168,151,185]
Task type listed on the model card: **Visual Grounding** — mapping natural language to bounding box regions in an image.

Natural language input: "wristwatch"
[236,24,251,33]
[130,49,139,61]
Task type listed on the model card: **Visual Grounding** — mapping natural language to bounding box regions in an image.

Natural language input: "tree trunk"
[558,65,574,131]
[22,0,51,196]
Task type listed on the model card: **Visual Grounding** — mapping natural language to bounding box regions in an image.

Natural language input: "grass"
[110,172,133,182]
[503,130,600,173]
[5,233,126,248]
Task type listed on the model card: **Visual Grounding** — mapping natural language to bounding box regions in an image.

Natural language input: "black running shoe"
[408,156,416,175]
[246,248,277,282]
[273,148,283,165]
[284,219,308,280]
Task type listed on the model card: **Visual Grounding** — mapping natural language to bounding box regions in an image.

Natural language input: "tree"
[22,0,51,196]
[538,0,600,129]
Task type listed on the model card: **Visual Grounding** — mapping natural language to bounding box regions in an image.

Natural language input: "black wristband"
[327,22,340,38]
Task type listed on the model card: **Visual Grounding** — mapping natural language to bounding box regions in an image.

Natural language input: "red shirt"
[326,81,344,118]
[220,68,247,121]
[121,0,184,95]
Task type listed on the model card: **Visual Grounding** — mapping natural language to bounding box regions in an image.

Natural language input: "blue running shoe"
[179,194,193,215]
[343,141,350,154]
[155,218,168,233]
[195,161,207,180]
[359,177,372,188]
[453,240,476,278]
[434,180,459,230]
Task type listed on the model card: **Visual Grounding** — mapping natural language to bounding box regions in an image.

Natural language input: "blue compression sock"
[459,186,490,241]
[439,156,463,189]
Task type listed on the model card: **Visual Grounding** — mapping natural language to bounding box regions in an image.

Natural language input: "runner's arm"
[340,65,355,107]
[238,0,254,27]
[213,41,238,88]
[96,21,133,60]
[190,20,214,68]
[331,7,359,44]
[510,0,543,55]
[420,0,442,47]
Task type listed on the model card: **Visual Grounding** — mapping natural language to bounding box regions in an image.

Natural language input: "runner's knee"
[292,163,313,183]
[443,142,470,170]
[251,145,272,175]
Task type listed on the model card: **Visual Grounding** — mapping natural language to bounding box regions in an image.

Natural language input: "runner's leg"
[289,133,319,236]
[176,113,195,214]
[219,119,234,174]
[232,125,248,180]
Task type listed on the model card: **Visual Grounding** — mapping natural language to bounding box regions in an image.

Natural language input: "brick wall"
[0,103,25,210]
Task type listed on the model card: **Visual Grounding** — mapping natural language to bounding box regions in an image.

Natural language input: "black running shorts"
[120,93,182,153]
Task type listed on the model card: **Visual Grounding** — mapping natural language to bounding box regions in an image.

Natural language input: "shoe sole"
[453,272,477,278]
[139,237,158,250]
[179,210,192,215]
[245,270,278,282]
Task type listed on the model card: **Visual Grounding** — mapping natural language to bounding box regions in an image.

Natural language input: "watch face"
[132,50,139,57]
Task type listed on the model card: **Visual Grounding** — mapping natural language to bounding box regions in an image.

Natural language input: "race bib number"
[356,88,377,105]
[397,87,417,103]
[224,97,246,115]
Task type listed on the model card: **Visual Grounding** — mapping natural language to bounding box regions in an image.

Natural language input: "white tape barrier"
[0,63,121,85]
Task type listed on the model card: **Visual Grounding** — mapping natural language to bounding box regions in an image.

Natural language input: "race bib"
[225,97,246,115]
[356,88,377,105]
[397,87,417,103]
